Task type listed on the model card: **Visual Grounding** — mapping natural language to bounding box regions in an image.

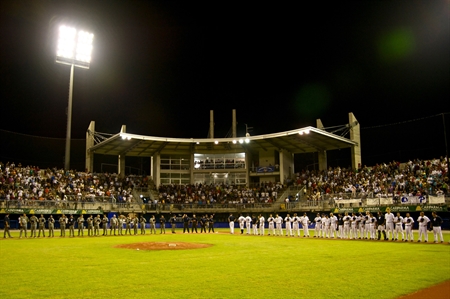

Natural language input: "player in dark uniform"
[377,211,387,240]
[170,214,177,233]
[191,214,198,233]
[182,214,190,233]
[200,215,207,233]
[208,214,215,233]
[3,213,12,238]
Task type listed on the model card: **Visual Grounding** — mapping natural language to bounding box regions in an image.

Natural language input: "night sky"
[0,1,449,169]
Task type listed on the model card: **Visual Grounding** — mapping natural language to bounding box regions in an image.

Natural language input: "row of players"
[227,209,446,243]
[2,213,217,238]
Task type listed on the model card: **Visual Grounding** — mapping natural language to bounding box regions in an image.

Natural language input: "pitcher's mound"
[115,242,213,251]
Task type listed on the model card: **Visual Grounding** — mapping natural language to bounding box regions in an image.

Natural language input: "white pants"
[315,223,321,237]
[292,223,300,237]
[418,226,428,241]
[276,224,283,236]
[350,225,357,239]
[343,224,350,239]
[302,224,309,236]
[395,224,404,240]
[405,225,413,241]
[252,224,258,235]
[386,222,394,239]
[246,222,251,234]
[330,224,336,238]
[229,222,234,234]
[433,227,444,242]
[268,223,275,235]
[369,224,376,239]
[285,223,292,236]
[259,224,265,236]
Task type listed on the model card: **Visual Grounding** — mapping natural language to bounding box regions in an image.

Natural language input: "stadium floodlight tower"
[56,25,94,171]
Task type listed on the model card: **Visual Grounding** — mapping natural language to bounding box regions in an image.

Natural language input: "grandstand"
[1,111,448,228]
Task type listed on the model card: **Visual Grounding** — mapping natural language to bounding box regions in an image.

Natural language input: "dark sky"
[0,1,449,168]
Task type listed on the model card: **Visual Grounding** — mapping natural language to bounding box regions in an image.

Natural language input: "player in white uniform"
[358,213,366,239]
[403,213,414,242]
[417,212,430,242]
[238,214,246,234]
[259,214,265,236]
[369,213,377,240]
[284,214,293,236]
[245,214,252,234]
[323,214,331,238]
[300,213,310,237]
[275,214,283,236]
[350,213,358,239]
[342,212,351,239]
[329,213,338,238]
[267,214,275,236]
[384,208,395,241]
[364,212,371,239]
[393,212,404,241]
[313,213,322,238]
[292,213,301,237]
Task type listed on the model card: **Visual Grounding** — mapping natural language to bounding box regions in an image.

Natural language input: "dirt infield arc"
[114,242,213,251]
[397,280,450,299]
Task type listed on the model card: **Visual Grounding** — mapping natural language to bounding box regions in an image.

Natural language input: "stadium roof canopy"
[88,126,357,156]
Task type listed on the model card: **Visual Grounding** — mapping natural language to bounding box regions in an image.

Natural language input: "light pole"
[56,25,93,171]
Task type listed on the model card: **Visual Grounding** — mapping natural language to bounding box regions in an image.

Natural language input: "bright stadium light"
[56,25,94,170]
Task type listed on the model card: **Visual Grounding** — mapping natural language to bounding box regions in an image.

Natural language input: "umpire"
[3,213,12,238]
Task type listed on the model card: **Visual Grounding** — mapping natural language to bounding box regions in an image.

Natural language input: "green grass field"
[1,229,449,299]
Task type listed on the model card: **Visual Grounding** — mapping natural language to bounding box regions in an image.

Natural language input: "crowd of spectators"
[155,182,284,206]
[296,157,448,202]
[0,162,148,208]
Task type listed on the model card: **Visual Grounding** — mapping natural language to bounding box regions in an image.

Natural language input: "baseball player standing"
[38,214,46,238]
[369,213,377,240]
[29,214,38,238]
[430,211,444,243]
[384,208,395,241]
[228,213,235,234]
[403,213,414,242]
[267,214,275,236]
[313,213,322,238]
[292,213,301,237]
[284,214,293,237]
[417,212,430,242]
[393,212,404,241]
[329,213,337,238]
[342,212,351,239]
[300,213,310,237]
[259,214,265,236]
[47,215,55,237]
[376,211,387,241]
[238,214,246,234]
[323,214,331,238]
[245,214,252,234]
[275,214,283,236]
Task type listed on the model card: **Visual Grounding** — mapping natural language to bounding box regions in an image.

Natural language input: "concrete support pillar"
[209,110,214,139]
[190,147,195,184]
[232,109,237,138]
[153,154,161,187]
[316,119,327,171]
[85,121,95,173]
[118,125,126,178]
[349,112,361,170]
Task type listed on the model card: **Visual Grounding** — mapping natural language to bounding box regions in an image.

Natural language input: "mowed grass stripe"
[1,230,449,298]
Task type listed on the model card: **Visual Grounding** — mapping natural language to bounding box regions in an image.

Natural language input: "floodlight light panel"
[57,25,76,59]
[75,31,94,63]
